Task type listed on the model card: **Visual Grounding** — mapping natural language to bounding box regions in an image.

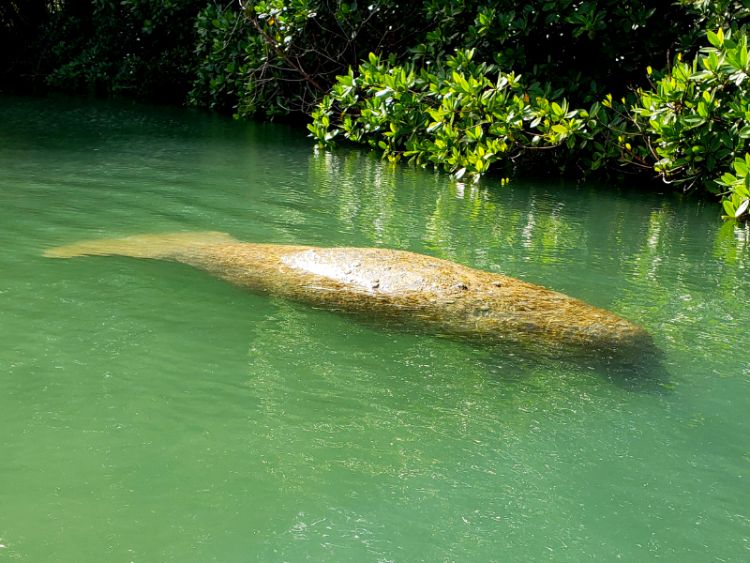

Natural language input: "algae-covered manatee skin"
[45,232,653,357]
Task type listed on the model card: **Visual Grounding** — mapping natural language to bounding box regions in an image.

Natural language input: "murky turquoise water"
[1,96,749,562]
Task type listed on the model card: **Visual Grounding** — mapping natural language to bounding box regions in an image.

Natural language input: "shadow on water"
[340,311,671,394]
[575,345,670,394]
[466,336,670,394]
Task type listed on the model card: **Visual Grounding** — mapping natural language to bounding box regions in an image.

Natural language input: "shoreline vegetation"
[2,1,749,219]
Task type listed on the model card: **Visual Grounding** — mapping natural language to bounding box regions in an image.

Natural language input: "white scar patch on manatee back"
[281,249,427,293]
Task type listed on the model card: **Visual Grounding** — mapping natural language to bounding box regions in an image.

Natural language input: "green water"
[1,96,749,562]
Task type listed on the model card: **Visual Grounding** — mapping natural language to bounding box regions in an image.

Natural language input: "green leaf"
[723,199,735,216]
[682,116,707,128]
[735,198,749,218]
[707,30,721,48]
[426,121,443,133]
[452,71,471,93]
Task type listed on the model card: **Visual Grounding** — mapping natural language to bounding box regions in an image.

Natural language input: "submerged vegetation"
[2,1,750,218]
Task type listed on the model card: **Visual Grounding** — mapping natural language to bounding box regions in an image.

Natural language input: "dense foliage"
[189,1,442,118]
[0,1,55,89]
[186,1,695,116]
[1,0,205,100]
[628,28,750,219]
[306,3,750,219]
[3,1,750,217]
[308,49,606,180]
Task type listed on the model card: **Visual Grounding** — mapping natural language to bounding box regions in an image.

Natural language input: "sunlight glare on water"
[1,96,749,561]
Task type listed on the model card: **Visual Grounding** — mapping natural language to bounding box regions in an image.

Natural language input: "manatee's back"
[278,247,468,294]
[269,245,652,353]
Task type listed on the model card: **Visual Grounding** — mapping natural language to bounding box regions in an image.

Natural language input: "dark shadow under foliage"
[1,0,205,101]
[2,1,746,110]
[0,0,54,92]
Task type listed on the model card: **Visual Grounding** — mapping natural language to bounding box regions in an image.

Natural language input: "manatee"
[44,232,653,358]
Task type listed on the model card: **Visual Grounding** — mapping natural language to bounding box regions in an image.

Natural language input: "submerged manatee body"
[45,232,653,358]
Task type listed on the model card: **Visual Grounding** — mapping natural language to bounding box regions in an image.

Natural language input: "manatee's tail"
[44,231,238,259]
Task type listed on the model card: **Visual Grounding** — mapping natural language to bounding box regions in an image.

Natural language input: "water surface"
[1,96,749,561]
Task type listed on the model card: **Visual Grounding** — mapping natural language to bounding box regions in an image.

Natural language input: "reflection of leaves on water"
[307,149,582,269]
[713,220,749,265]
